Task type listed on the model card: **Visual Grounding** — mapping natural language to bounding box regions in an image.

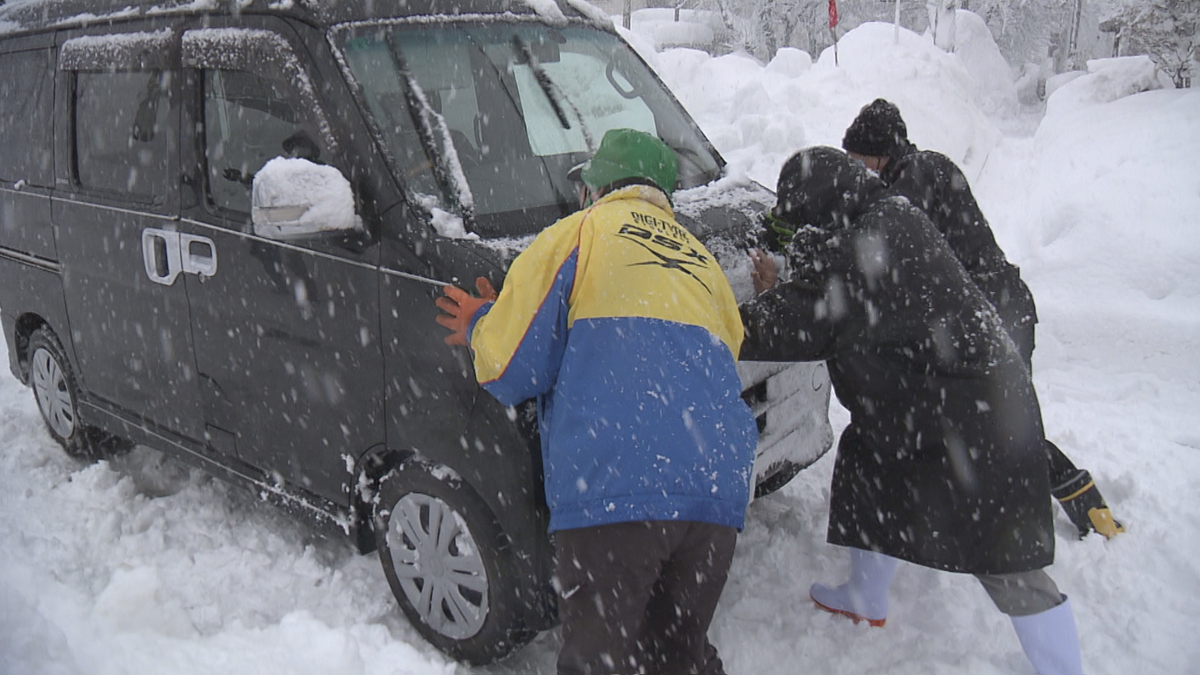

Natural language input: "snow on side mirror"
[252,157,359,240]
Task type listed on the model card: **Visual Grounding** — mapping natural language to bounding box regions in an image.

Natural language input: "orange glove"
[435,277,497,346]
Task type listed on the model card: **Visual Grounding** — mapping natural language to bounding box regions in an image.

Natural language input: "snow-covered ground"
[3,13,1200,675]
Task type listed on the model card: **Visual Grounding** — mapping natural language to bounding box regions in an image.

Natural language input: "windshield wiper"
[510,35,594,151]
[385,34,475,221]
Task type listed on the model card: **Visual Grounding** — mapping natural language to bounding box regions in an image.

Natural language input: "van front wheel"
[27,328,129,460]
[373,461,534,665]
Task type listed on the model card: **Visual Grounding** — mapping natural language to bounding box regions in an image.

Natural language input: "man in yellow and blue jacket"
[436,129,757,675]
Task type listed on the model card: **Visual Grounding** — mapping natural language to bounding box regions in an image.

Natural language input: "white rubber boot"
[809,548,898,626]
[1011,596,1085,675]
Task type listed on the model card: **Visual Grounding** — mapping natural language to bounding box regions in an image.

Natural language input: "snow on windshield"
[414,194,475,241]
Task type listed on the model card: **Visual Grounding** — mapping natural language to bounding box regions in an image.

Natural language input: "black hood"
[772,146,885,233]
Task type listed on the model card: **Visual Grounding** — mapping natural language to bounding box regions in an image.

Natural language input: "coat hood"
[772,146,885,233]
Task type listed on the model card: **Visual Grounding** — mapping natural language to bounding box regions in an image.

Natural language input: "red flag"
[828,0,838,28]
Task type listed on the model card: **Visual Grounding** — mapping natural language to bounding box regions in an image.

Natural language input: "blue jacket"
[467,185,758,533]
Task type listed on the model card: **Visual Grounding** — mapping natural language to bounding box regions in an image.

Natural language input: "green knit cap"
[580,128,679,198]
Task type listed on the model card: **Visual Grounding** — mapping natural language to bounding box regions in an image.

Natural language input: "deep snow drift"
[3,15,1199,675]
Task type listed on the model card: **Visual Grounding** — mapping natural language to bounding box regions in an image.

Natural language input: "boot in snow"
[1053,469,1124,539]
[1011,595,1084,675]
[809,548,897,627]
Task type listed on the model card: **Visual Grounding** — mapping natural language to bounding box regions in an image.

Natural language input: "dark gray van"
[0,0,831,664]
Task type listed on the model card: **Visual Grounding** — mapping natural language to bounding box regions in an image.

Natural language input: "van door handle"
[180,233,217,278]
[142,229,218,285]
[143,228,183,286]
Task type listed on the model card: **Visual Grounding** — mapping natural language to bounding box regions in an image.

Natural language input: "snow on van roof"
[563,0,611,28]
[518,0,567,26]
[0,0,605,36]
[515,0,612,29]
[0,0,213,35]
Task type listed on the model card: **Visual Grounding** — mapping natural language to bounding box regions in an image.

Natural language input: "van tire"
[373,460,534,665]
[27,328,130,460]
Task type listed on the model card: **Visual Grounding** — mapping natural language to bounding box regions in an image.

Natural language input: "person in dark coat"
[840,97,1123,540]
[742,146,1085,675]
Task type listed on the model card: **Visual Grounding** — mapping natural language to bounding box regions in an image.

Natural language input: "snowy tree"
[928,0,960,51]
[680,0,833,58]
[1102,0,1198,87]
[676,0,924,60]
[649,0,1189,78]
[964,0,1081,71]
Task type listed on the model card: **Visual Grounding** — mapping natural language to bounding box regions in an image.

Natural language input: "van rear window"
[0,49,54,187]
[73,70,173,199]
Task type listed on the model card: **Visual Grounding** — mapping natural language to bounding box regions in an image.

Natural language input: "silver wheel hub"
[31,347,75,439]
[386,492,488,639]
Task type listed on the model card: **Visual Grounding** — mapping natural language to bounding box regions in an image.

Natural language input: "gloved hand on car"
[435,277,497,346]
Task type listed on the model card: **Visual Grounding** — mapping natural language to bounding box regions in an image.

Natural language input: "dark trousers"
[1009,321,1082,487]
[553,520,737,675]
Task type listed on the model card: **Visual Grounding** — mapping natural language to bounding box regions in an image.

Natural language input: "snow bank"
[951,10,1019,117]
[653,21,1002,188]
[1046,55,1174,116]
[627,8,723,51]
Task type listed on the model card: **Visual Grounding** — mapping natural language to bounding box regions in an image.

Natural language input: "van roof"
[0,0,606,37]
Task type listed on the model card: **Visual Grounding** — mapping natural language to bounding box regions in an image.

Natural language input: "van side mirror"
[251,157,359,240]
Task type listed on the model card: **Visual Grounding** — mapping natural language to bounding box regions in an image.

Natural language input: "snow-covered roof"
[0,0,606,37]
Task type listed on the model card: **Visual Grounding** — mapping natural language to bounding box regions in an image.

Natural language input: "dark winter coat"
[883,143,1038,360]
[741,147,1054,574]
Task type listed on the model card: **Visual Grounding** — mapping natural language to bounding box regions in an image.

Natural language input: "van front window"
[336,22,722,237]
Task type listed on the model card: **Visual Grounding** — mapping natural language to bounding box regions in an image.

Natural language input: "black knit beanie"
[842,98,908,157]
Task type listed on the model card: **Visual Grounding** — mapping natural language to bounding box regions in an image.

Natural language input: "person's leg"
[1044,438,1079,483]
[975,569,1062,618]
[1049,459,1124,540]
[809,548,898,626]
[976,570,1084,675]
[554,522,670,675]
[1013,322,1122,540]
[640,522,737,675]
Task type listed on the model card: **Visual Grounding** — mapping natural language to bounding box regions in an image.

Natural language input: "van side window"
[73,70,173,198]
[203,69,325,215]
[182,28,334,220]
[0,48,55,187]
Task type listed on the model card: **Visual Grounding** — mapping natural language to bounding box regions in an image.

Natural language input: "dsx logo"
[617,222,713,294]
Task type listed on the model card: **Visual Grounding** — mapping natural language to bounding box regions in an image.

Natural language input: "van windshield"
[335,22,723,237]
